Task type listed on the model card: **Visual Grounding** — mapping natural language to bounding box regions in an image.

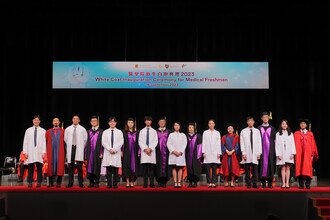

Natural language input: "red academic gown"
[294,130,318,178]
[46,128,65,177]
[221,134,240,178]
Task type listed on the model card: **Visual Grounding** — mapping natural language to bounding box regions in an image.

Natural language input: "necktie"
[146,128,150,146]
[111,129,114,148]
[72,126,77,146]
[34,127,37,147]
[250,128,253,153]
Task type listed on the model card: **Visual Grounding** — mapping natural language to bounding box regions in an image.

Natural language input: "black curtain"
[1,1,329,177]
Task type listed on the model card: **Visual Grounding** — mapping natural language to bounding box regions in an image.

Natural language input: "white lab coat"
[64,124,88,163]
[275,131,296,165]
[240,127,262,165]
[202,129,221,164]
[167,132,188,166]
[101,128,124,168]
[22,126,46,164]
[139,127,158,164]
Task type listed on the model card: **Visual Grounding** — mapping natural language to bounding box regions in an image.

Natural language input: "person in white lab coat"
[167,122,187,188]
[64,115,88,188]
[202,119,221,188]
[139,116,158,188]
[101,117,124,188]
[22,115,46,188]
[240,116,262,188]
[275,120,296,188]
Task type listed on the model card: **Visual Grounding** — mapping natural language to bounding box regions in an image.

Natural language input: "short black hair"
[90,115,98,120]
[246,116,254,121]
[158,117,166,122]
[108,117,117,122]
[188,122,195,127]
[144,116,153,122]
[33,115,41,120]
[52,116,60,121]
[72,114,80,119]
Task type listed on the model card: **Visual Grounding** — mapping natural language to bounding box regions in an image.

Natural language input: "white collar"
[92,126,99,131]
[301,129,307,134]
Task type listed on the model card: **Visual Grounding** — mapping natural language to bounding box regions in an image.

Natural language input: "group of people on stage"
[21,111,318,189]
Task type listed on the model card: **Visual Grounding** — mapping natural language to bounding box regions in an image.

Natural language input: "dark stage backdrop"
[1,1,329,177]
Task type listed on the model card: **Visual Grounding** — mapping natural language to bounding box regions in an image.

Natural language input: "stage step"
[311,198,330,220]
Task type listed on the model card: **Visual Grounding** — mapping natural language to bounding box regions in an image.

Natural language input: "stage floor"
[1,174,330,189]
[1,176,330,220]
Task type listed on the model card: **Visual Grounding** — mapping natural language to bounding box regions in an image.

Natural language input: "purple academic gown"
[122,131,140,180]
[258,125,276,179]
[156,128,171,182]
[85,128,103,179]
[185,133,203,180]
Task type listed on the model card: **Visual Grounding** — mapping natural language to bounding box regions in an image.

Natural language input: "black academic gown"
[155,129,171,182]
[122,130,140,180]
[85,128,103,177]
[258,125,276,179]
[185,133,202,179]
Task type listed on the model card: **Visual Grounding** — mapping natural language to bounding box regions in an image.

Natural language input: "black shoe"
[298,185,304,189]
[253,184,259,189]
[28,183,33,188]
[143,185,148,188]
[88,183,94,188]
[94,184,99,188]
[79,184,85,188]
[56,184,61,188]
[66,184,73,188]
[47,184,54,188]
[113,185,118,189]
[107,185,112,188]
[268,184,273,189]
[150,184,155,188]
[261,183,266,188]
[193,182,198,187]
[187,183,193,188]
[17,177,23,183]
[306,185,311,189]
[36,183,41,188]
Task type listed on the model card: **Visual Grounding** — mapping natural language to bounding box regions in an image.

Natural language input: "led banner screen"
[53,62,269,89]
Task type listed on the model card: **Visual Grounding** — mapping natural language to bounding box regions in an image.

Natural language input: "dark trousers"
[187,174,199,183]
[245,163,259,185]
[106,166,119,186]
[68,162,83,185]
[49,175,63,185]
[87,173,100,184]
[19,164,27,178]
[27,162,43,184]
[142,163,155,186]
[298,175,312,187]
[261,177,273,185]
[205,163,218,184]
